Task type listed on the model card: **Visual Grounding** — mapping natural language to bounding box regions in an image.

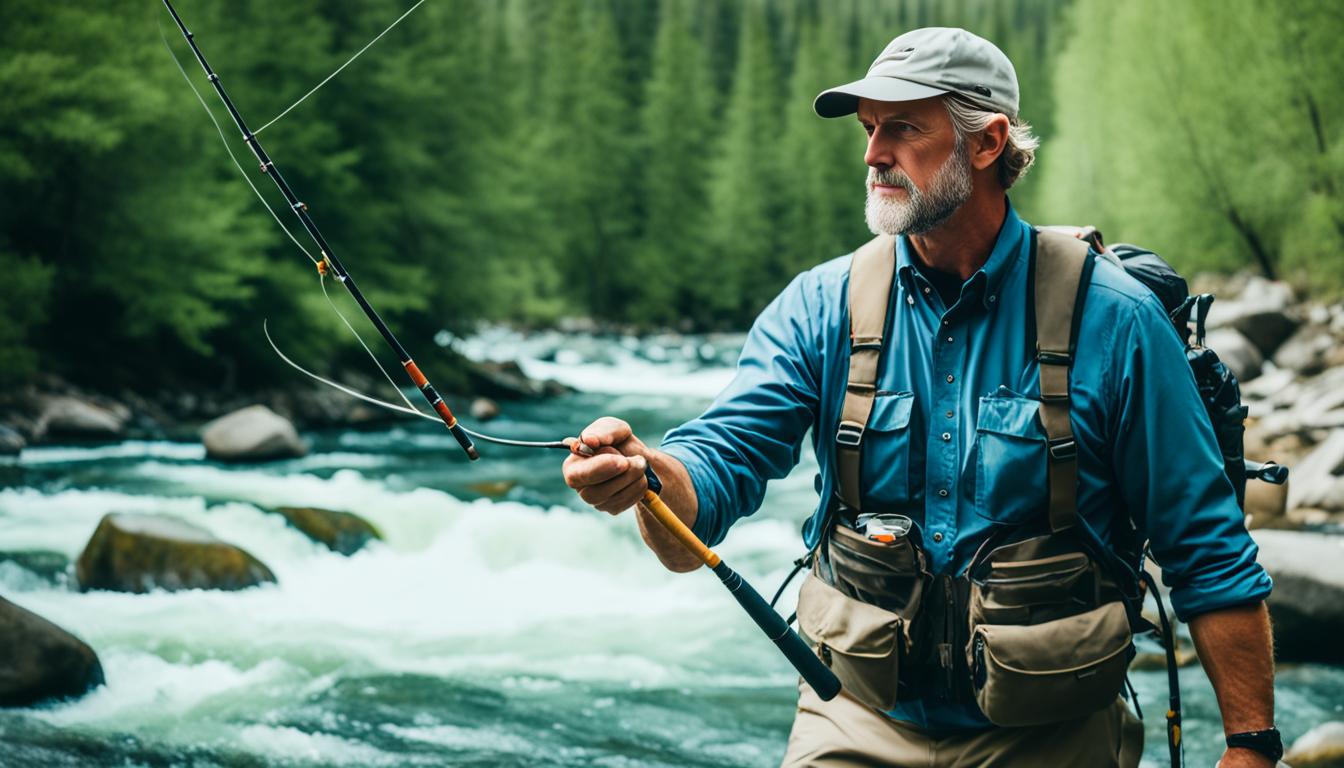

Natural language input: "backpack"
[1037,225,1289,509]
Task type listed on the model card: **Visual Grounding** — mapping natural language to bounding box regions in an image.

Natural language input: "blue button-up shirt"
[660,202,1272,729]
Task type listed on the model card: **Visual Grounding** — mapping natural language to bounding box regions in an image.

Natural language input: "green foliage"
[5,0,1335,396]
[1038,0,1344,291]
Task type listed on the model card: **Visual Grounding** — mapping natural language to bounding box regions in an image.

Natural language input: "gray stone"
[1252,530,1344,663]
[38,396,127,441]
[0,425,23,456]
[470,397,500,422]
[75,513,276,593]
[1273,324,1337,376]
[1207,277,1300,356]
[1287,430,1344,513]
[200,405,306,462]
[1203,327,1263,381]
[0,595,104,707]
[1286,721,1344,768]
[273,507,381,556]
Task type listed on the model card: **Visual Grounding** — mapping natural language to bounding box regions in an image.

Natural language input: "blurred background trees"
[1,0,1340,392]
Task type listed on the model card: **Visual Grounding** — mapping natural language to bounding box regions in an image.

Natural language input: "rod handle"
[636,467,841,702]
[711,561,842,701]
[639,489,720,568]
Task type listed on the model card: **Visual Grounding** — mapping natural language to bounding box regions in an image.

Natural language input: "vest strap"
[836,235,897,511]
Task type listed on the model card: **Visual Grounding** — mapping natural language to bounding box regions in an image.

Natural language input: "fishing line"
[159,17,320,267]
[264,319,570,450]
[162,0,569,452]
[251,0,428,137]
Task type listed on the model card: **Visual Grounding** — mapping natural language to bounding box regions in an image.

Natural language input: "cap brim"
[813,77,949,118]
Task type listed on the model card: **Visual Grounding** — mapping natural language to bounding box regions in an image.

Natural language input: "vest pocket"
[797,572,906,711]
[969,601,1132,727]
[861,391,915,508]
[974,394,1048,525]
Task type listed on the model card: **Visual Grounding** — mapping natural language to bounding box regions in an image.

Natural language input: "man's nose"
[864,133,894,170]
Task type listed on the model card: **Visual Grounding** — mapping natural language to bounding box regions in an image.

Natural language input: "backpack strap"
[836,235,898,512]
[1033,229,1094,533]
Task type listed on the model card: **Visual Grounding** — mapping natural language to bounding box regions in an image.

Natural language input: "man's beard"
[864,140,973,236]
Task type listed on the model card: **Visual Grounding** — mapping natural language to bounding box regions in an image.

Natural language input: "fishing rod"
[160,0,840,702]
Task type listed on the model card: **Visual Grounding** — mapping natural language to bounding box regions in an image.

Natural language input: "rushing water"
[1,332,1340,767]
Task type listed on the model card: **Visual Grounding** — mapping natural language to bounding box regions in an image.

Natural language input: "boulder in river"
[201,404,307,462]
[0,595,104,707]
[1273,323,1337,377]
[1286,430,1344,513]
[37,396,127,441]
[1285,722,1344,768]
[1252,529,1344,663]
[76,513,276,593]
[1207,276,1300,357]
[470,397,500,422]
[1202,327,1263,382]
[274,507,381,556]
[0,425,23,456]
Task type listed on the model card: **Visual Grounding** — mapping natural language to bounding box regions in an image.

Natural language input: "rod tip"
[466,445,480,461]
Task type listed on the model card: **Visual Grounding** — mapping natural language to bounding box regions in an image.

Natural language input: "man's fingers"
[580,416,633,450]
[563,452,631,489]
[591,458,651,514]
[577,454,647,505]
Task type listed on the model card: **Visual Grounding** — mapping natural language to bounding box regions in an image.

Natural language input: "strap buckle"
[835,421,864,448]
[1038,349,1072,366]
[1048,436,1077,461]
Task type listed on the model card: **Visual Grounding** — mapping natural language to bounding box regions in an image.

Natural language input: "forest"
[2,0,1341,393]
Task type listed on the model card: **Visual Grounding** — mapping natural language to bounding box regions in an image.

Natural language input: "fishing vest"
[796,229,1135,725]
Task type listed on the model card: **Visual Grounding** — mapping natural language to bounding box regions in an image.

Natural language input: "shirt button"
[932,532,944,543]
[945,410,954,419]
[988,295,997,303]
[937,488,949,498]
[946,336,953,343]
[907,295,915,305]
[941,432,951,441]
[923,286,931,294]
[946,374,955,383]
[942,320,949,326]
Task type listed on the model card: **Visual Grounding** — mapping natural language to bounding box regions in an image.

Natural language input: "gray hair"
[942,95,1040,189]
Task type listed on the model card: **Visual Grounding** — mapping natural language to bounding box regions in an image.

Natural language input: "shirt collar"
[895,199,1027,311]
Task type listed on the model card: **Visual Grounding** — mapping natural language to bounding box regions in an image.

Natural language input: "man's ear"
[970,114,1010,171]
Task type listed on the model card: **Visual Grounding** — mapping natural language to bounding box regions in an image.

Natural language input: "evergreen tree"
[702,0,787,325]
[632,0,718,326]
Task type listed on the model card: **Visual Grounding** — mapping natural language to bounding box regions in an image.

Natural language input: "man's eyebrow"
[856,112,921,124]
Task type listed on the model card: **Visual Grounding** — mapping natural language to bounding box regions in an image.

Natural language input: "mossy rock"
[0,595,104,707]
[75,513,276,593]
[274,507,382,555]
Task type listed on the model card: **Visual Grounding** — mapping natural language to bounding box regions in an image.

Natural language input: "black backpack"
[1038,226,1289,507]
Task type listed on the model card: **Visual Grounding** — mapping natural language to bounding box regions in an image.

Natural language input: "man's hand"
[562,417,703,572]
[562,417,651,515]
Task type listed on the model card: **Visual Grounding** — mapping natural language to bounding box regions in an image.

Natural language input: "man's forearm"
[1188,601,1275,738]
[632,450,703,573]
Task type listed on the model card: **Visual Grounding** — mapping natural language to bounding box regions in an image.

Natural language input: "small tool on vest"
[856,513,913,543]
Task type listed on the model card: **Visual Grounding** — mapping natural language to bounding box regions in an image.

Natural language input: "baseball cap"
[814,27,1019,119]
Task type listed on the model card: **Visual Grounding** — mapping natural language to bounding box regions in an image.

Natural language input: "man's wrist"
[1225,727,1282,764]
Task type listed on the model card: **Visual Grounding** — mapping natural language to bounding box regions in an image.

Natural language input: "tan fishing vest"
[797,229,1133,725]
[835,228,1090,531]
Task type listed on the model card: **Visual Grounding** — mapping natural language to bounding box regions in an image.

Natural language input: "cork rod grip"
[638,490,721,568]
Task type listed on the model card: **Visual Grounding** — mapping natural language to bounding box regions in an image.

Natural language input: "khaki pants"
[781,682,1144,768]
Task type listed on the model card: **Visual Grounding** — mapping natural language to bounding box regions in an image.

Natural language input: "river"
[1,330,1340,767]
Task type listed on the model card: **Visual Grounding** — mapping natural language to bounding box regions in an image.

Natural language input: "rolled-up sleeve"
[1110,295,1273,621]
[659,272,825,547]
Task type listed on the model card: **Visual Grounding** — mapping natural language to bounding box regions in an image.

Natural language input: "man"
[563,27,1278,768]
